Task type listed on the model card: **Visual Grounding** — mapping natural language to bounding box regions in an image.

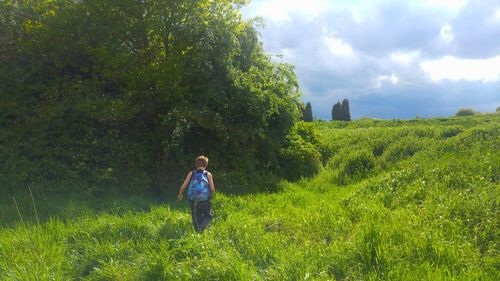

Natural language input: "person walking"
[177,156,215,232]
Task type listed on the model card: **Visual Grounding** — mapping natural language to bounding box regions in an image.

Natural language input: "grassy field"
[1,115,498,280]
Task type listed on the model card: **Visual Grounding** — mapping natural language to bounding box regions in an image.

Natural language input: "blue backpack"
[187,170,211,202]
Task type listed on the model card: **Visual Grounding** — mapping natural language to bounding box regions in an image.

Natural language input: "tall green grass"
[0,115,498,280]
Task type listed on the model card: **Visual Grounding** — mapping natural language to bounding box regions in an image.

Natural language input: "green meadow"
[1,115,498,280]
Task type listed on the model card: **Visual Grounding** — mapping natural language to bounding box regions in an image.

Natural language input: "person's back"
[177,156,215,232]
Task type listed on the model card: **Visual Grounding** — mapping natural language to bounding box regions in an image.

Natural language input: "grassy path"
[0,174,363,280]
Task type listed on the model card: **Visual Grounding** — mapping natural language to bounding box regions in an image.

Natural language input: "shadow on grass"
[0,176,283,229]
[0,188,189,229]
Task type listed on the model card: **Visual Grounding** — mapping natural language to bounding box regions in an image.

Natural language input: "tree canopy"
[0,0,317,193]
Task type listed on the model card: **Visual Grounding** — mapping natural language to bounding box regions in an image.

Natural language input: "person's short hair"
[195,156,209,168]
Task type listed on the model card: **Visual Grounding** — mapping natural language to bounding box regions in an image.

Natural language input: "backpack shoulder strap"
[188,170,196,183]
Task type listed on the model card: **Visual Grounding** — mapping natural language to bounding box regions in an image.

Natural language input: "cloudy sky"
[241,0,500,119]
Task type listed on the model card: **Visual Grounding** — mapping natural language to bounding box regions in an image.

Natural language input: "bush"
[440,126,463,139]
[370,138,392,156]
[382,136,426,164]
[337,149,375,185]
[279,122,327,181]
[455,108,475,116]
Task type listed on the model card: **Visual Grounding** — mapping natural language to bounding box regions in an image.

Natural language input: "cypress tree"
[331,102,342,120]
[341,99,351,121]
[303,102,313,122]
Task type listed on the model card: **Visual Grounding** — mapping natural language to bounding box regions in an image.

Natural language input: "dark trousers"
[189,200,212,232]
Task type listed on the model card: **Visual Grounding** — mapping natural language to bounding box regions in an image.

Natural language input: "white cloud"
[420,55,500,82]
[349,7,363,23]
[324,36,354,56]
[390,50,421,65]
[420,0,468,11]
[440,24,454,43]
[247,0,328,22]
[374,74,399,88]
[495,9,500,20]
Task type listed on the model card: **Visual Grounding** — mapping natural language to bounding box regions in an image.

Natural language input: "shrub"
[440,126,463,139]
[370,138,392,156]
[382,137,426,164]
[279,122,327,181]
[455,108,475,116]
[337,149,375,185]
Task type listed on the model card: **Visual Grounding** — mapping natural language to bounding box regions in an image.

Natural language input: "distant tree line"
[455,107,500,117]
[301,99,351,122]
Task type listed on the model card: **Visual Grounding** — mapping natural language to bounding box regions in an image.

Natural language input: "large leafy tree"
[0,0,302,192]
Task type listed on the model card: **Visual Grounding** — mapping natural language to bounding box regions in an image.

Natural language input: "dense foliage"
[1,115,498,280]
[0,0,306,193]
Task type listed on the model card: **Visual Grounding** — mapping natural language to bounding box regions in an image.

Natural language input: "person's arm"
[207,172,215,194]
[177,172,192,200]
